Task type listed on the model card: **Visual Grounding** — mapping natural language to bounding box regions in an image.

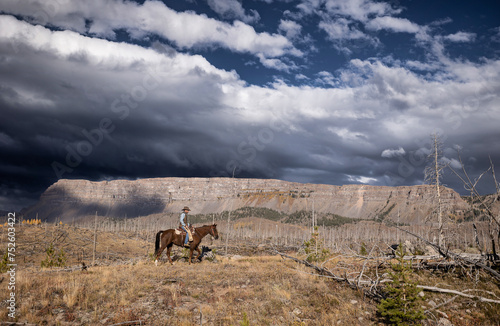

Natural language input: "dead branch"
[108,321,143,326]
[273,248,500,309]
[449,151,500,228]
[417,261,459,270]
[417,286,500,304]
[358,245,378,288]
[272,248,386,299]
[489,155,500,195]
[393,225,500,282]
[38,265,88,273]
[424,295,459,313]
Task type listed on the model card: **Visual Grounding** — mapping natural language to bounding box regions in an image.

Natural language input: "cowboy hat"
[182,206,191,211]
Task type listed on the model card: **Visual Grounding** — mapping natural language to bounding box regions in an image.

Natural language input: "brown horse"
[154,224,219,265]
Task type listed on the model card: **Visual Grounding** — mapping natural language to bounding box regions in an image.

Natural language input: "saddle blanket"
[175,227,195,235]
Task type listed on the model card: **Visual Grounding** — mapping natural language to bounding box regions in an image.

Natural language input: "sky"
[0,0,499,212]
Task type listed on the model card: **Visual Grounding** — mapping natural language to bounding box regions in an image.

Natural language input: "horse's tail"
[154,231,163,256]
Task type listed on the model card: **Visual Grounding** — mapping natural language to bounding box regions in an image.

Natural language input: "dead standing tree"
[392,224,500,282]
[225,166,236,255]
[449,149,500,262]
[389,146,500,279]
[424,133,447,249]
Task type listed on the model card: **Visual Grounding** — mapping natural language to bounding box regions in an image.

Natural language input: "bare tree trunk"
[433,136,444,248]
[489,156,500,259]
[425,133,446,248]
[225,167,236,255]
[92,211,97,266]
[473,223,483,256]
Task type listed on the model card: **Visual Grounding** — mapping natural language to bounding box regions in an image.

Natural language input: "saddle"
[175,225,195,236]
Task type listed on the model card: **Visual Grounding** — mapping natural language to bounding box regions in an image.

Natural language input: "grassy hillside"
[1,256,382,325]
[1,225,499,325]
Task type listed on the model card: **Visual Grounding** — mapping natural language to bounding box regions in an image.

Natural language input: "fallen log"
[273,248,500,306]
[393,225,500,283]
[417,286,500,304]
[272,248,386,299]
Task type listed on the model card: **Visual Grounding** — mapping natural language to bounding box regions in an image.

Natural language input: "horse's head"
[210,224,219,239]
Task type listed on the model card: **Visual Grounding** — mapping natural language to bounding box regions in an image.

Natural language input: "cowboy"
[180,206,193,247]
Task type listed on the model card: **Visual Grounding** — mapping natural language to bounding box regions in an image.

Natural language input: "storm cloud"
[0,1,499,211]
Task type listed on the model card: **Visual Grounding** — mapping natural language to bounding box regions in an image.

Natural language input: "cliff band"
[23,177,469,224]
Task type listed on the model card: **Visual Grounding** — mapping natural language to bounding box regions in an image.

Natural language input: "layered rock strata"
[23,177,469,224]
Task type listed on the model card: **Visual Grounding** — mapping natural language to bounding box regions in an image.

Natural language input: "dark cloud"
[0,2,499,212]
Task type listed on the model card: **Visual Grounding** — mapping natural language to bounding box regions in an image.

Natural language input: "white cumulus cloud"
[0,0,299,60]
[366,16,421,34]
[381,147,406,158]
[323,0,398,23]
[279,19,302,39]
[444,31,476,42]
[207,0,260,24]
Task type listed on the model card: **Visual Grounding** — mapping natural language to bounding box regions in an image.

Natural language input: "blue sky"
[0,0,499,211]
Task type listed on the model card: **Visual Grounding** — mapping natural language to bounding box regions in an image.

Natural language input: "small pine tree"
[0,251,9,273]
[303,226,330,262]
[239,312,250,326]
[359,242,368,256]
[57,248,67,266]
[41,243,67,268]
[377,244,425,325]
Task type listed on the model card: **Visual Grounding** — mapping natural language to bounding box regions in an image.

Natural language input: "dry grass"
[5,254,499,325]
[1,225,499,325]
[1,255,377,325]
[0,224,150,269]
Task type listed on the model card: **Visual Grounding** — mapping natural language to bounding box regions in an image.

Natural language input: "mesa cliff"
[23,177,470,224]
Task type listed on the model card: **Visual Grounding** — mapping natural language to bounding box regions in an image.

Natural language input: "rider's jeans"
[181,225,189,244]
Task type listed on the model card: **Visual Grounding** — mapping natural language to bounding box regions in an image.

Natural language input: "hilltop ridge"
[22,177,469,224]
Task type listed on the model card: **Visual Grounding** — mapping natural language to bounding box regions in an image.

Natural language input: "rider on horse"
[180,206,193,247]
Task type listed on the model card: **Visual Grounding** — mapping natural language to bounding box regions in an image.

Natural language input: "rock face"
[23,177,469,223]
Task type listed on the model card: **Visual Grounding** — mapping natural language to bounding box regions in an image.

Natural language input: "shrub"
[285,211,358,226]
[204,248,217,262]
[317,213,358,227]
[377,203,396,222]
[190,207,285,223]
[284,210,311,224]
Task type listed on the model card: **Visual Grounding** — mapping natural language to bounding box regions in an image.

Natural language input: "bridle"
[209,225,218,238]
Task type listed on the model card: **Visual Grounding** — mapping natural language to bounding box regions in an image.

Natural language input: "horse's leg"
[166,244,174,265]
[155,233,166,266]
[193,239,202,261]
[155,245,165,266]
[156,232,173,266]
[189,248,194,265]
[195,246,202,261]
